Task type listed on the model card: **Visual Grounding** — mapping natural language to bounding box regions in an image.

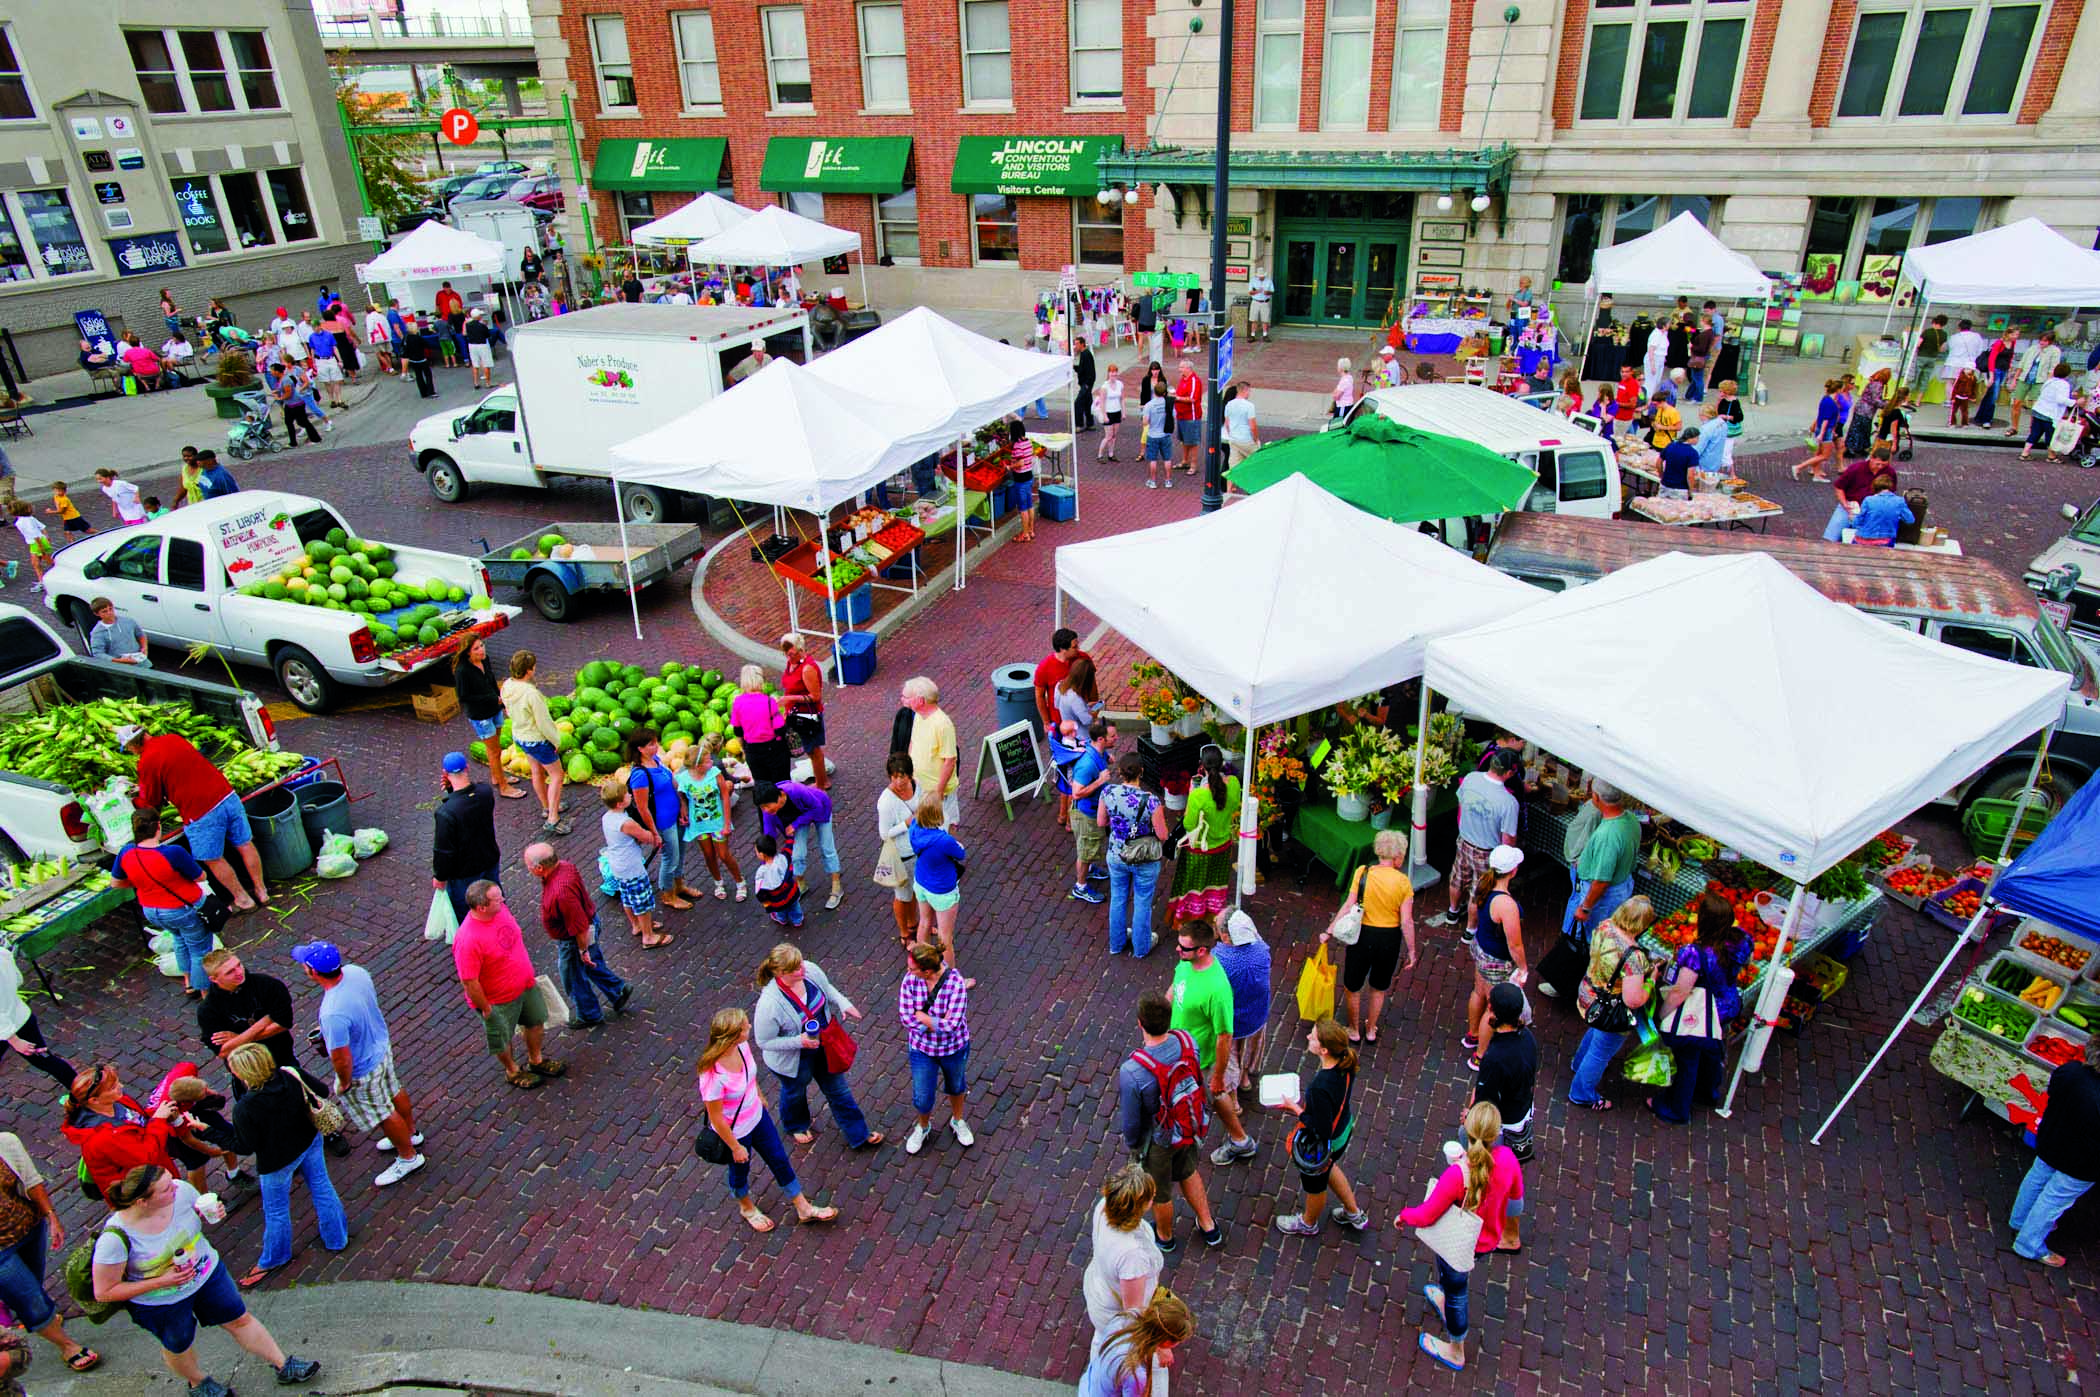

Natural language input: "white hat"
[114,724,146,748]
[1488,845,1525,874]
[1379,345,1396,357]
[1224,910,1261,945]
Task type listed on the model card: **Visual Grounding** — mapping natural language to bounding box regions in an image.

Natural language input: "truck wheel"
[425,454,470,503]
[273,645,338,713]
[1967,763,2082,818]
[61,599,95,648]
[619,483,667,525]
[529,573,572,623]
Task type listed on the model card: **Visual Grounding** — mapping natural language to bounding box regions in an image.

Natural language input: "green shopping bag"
[1622,1041,1676,1088]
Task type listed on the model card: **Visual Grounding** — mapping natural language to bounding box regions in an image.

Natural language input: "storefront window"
[1389,0,1447,129]
[972,193,1019,263]
[617,192,655,240]
[268,168,317,242]
[0,200,32,283]
[1075,196,1121,266]
[878,184,919,263]
[1556,194,1604,284]
[20,191,90,278]
[221,171,275,249]
[1611,194,1663,243]
[171,178,229,255]
[1255,0,1303,129]
[181,30,234,112]
[786,191,825,222]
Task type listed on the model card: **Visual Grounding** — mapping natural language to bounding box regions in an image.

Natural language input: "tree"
[334,63,426,226]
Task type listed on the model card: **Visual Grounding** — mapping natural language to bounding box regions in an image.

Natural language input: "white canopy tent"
[1580,211,1776,394]
[810,307,1076,587]
[1056,473,1543,900]
[1425,550,2070,1112]
[631,192,754,247]
[1890,218,2100,378]
[687,204,868,309]
[356,221,516,327]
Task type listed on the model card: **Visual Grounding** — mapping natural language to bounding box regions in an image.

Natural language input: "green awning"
[951,136,1122,197]
[760,137,912,193]
[1226,412,1538,525]
[1095,144,1517,195]
[590,138,727,191]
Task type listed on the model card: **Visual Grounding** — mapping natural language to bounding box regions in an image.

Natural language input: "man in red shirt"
[526,842,632,1028]
[120,725,268,911]
[452,880,564,1089]
[1174,358,1204,476]
[1032,627,1088,731]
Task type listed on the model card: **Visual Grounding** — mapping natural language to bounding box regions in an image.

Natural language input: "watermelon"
[659,661,686,676]
[260,581,288,600]
[538,533,566,554]
[665,730,694,749]
[620,665,645,686]
[326,584,349,602]
[563,752,594,783]
[469,740,488,764]
[555,730,575,754]
[647,702,676,726]
[619,690,648,716]
[714,682,739,703]
[375,560,397,578]
[325,527,348,547]
[444,585,465,603]
[699,710,725,736]
[638,677,664,696]
[499,720,513,748]
[663,675,690,698]
[587,726,620,753]
[588,749,621,775]
[579,661,612,688]
[548,696,572,718]
[573,686,609,712]
[347,578,369,598]
[417,622,442,646]
[307,541,337,563]
[611,714,639,740]
[699,669,723,690]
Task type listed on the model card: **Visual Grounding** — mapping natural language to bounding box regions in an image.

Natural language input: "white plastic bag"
[424,890,457,943]
[351,827,389,859]
[320,831,356,861]
[315,851,356,879]
[536,973,571,1028]
[147,930,175,955]
[154,952,182,978]
[85,779,136,854]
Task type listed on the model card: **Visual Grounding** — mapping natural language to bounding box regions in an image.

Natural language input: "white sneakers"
[951,1118,975,1148]
[906,1119,974,1153]
[906,1123,929,1155]
[375,1132,427,1153]
[374,1153,426,1187]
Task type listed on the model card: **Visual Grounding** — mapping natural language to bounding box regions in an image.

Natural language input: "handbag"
[1578,941,1641,1035]
[1326,867,1368,946]
[282,1067,346,1137]
[1535,932,1590,1002]
[782,981,858,1075]
[1113,789,1164,864]
[1412,1175,1484,1275]
[1287,1068,1353,1173]
[871,835,912,889]
[694,1045,754,1164]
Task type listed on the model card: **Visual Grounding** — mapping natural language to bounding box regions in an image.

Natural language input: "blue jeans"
[1434,1255,1470,1339]
[775,1049,872,1146]
[654,826,684,893]
[2012,1157,2094,1259]
[791,820,840,878]
[1686,366,1706,403]
[1562,872,1634,944]
[147,901,213,991]
[1567,1026,1630,1105]
[555,932,630,1024]
[1106,851,1160,957]
[724,1108,802,1201]
[0,1223,55,1330]
[1652,1032,1726,1124]
[256,1130,349,1271]
[444,866,501,924]
[1032,398,1048,418]
[908,1046,969,1115]
[1976,368,2007,425]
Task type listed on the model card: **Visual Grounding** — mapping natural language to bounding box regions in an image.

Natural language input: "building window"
[1800,194,1988,300]
[0,202,29,283]
[962,0,1013,105]
[229,30,279,110]
[18,191,91,279]
[1578,0,1749,122]
[123,28,283,115]
[1322,0,1376,129]
[1071,0,1122,102]
[171,177,229,256]
[220,171,275,248]
[1076,196,1122,266]
[588,15,636,111]
[673,11,722,109]
[268,168,318,242]
[1389,0,1447,129]
[617,192,655,239]
[181,31,235,111]
[972,193,1019,263]
[859,3,909,109]
[126,32,183,114]
[786,191,825,222]
[1556,194,1604,283]
[762,8,813,108]
[1836,0,2040,119]
[0,28,36,121]
[1554,193,1720,281]
[169,169,317,257]
[878,180,919,262]
[1255,0,1303,129]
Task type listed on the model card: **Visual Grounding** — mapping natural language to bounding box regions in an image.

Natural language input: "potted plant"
[1321,727,1388,823]
[1174,694,1206,738]
[1138,686,1180,746]
[205,348,258,420]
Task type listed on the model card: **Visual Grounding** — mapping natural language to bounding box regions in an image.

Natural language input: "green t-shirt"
[1169,958,1236,1071]
[1562,802,1600,865]
[1182,775,1242,850]
[1576,810,1642,886]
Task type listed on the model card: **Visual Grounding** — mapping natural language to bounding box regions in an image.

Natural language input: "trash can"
[829,586,873,626]
[295,779,351,849]
[993,663,1037,737]
[837,631,878,686]
[247,786,313,881]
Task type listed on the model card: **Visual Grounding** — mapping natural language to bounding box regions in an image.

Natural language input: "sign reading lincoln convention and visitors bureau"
[951,137,1122,198]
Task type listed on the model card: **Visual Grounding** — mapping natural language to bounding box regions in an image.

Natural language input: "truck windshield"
[288,508,347,548]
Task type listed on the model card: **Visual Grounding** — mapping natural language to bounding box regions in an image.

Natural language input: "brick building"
[532,0,2100,335]
[0,2,371,379]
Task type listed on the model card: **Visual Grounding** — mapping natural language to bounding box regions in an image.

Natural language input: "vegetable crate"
[768,540,871,600]
[1960,796,2054,859]
[1951,981,2040,1051]
[1924,876,2016,935]
[2014,922,2098,981]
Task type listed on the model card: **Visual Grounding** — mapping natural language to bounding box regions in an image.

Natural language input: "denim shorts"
[1176,419,1202,445]
[185,790,252,861]
[1144,435,1171,461]
[468,715,500,740]
[126,1261,246,1354]
[518,739,559,766]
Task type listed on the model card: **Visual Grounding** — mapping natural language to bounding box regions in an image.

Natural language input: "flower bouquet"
[1251,727,1306,833]
[1138,687,1180,744]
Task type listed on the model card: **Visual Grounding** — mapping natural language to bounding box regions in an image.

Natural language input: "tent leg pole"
[1750,298,1770,401]
[858,258,870,313]
[1054,586,1063,632]
[611,474,642,641]
[1406,685,1439,892]
[956,434,967,591]
[1576,297,1600,388]
[1719,882,1806,1117]
[1236,721,1259,908]
[1896,296,1931,390]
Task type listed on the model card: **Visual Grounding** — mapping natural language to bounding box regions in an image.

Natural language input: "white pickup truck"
[0,603,278,860]
[39,492,520,712]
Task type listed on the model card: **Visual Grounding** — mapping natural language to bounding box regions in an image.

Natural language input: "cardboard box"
[412,685,460,724]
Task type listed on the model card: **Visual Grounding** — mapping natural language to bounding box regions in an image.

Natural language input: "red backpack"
[1128,1030,1210,1149]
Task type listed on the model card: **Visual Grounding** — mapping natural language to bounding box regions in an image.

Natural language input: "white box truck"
[409,303,813,523]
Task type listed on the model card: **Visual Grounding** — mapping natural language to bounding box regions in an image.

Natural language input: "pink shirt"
[729,690,783,744]
[451,904,537,1007]
[698,1041,764,1137]
[1397,1146,1524,1253]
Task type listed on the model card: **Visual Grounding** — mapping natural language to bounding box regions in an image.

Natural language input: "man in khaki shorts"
[1247,267,1274,342]
[452,880,566,1091]
[1067,719,1115,904]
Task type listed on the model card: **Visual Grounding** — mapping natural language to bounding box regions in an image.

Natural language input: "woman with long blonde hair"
[1076,1287,1194,1396]
[695,1008,837,1232]
[1395,1101,1524,1372]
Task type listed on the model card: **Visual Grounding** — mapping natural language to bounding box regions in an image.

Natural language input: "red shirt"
[451,903,537,1006]
[781,656,824,715]
[1175,371,1203,423]
[1033,650,1090,716]
[133,734,235,824]
[435,288,463,319]
[537,860,594,941]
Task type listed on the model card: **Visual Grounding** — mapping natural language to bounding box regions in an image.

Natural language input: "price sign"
[971,719,1046,820]
[440,108,480,146]
[357,215,384,242]
[211,504,306,585]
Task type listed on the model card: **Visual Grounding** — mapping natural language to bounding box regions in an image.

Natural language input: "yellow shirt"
[1356,865,1413,927]
[1648,403,1682,450]
[52,491,80,521]
[909,708,959,796]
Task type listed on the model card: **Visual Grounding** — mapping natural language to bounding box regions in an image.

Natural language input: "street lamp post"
[1199,0,1235,513]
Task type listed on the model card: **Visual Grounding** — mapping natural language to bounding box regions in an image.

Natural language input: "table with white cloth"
[1629,492,1783,531]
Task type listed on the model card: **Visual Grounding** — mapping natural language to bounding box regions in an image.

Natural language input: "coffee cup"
[194,1192,226,1224]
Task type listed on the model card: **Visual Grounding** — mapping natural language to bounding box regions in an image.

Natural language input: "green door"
[1273,191,1412,327]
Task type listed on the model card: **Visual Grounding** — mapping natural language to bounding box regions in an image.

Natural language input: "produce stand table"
[2,869,136,999]
[769,541,872,603]
[1639,893,1880,1005]
[1618,452,1748,501]
[1629,492,1783,531]
[1934,918,2099,1117]
[1293,790,1457,889]
[1929,1024,2031,1123]
[1403,316,1485,355]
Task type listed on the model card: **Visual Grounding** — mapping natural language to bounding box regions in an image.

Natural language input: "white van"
[1350,384,1619,524]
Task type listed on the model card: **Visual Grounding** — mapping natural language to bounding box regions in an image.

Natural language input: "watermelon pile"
[480,659,759,784]
[235,527,490,656]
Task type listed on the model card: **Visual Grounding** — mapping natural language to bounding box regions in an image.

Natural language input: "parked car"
[389,205,448,235]
[519,188,565,215]
[448,174,519,211]
[506,175,561,203]
[472,160,530,179]
[2027,498,2100,647]
[428,173,481,203]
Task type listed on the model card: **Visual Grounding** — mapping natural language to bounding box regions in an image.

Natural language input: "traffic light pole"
[1199,0,1235,514]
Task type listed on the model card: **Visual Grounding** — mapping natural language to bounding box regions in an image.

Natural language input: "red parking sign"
[441,108,479,146]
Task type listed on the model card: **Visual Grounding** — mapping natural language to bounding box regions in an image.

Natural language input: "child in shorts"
[672,737,746,902]
[1005,417,1036,543]
[1097,364,1124,462]
[11,501,49,585]
[47,482,91,537]
[753,833,803,927]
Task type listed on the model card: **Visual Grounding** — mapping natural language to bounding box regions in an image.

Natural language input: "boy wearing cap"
[433,751,500,924]
[1472,982,1537,1242]
[294,942,425,1186]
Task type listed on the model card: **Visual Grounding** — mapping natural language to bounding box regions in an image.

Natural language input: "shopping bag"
[1296,945,1337,1021]
[536,973,571,1029]
[424,890,457,943]
[2049,415,2085,457]
[1622,1041,1676,1088]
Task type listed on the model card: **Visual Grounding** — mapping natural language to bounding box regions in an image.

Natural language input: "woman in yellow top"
[1165,746,1240,926]
[1320,829,1417,1044]
[499,649,568,837]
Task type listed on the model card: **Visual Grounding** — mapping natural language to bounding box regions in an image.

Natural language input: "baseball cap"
[1488,980,1526,1025]
[290,941,342,974]
[114,724,146,748]
[1225,910,1261,945]
[1379,345,1396,357]
[1488,845,1525,875]
[442,751,469,773]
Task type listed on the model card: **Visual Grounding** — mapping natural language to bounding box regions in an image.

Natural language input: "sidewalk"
[38,1280,1068,1397]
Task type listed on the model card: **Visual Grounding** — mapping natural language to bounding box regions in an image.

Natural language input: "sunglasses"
[1176,944,1198,956]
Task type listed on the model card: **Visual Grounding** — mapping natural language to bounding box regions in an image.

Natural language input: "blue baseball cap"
[290,941,342,974]
[442,751,469,774]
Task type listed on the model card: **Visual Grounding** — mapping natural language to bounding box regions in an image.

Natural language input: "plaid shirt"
[897,968,970,1058]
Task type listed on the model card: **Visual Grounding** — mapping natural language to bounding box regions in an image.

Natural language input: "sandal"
[1575,1097,1615,1111]
[238,1264,279,1290]
[851,1131,886,1150]
[528,1057,567,1078]
[642,935,674,949]
[797,1205,839,1224]
[64,1349,102,1372]
[740,1206,776,1233]
[1417,1332,1464,1373]
[507,1069,544,1089]
[791,1130,817,1145]
[497,788,529,800]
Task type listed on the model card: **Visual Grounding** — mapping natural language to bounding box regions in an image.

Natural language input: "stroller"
[2062,397,2100,469]
[225,390,280,460]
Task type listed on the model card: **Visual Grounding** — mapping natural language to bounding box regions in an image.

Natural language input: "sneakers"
[276,1355,321,1385]
[1330,1204,1372,1231]
[1087,865,1110,883]
[1068,883,1105,904]
[540,819,572,837]
[1425,911,1459,929]
[1274,1214,1321,1237]
[376,1132,426,1152]
[611,988,636,1015]
[191,1379,234,1397]
[323,1133,352,1158]
[905,1122,929,1155]
[1146,479,1158,490]
[1197,1223,1225,1248]
[1151,1224,1179,1253]
[1459,1035,1478,1052]
[1534,981,1559,999]
[1209,1136,1258,1167]
[950,1117,975,1148]
[374,1153,426,1187]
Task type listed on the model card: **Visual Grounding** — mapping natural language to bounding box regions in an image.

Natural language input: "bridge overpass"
[315,12,536,74]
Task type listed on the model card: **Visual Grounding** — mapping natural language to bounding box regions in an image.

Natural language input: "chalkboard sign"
[972,719,1045,821]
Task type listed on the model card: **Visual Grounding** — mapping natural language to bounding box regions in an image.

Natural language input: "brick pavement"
[0,435,2090,1394]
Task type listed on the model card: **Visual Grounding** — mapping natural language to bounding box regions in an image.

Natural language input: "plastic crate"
[1980,950,2069,1015]
[1925,876,2015,934]
[2013,923,2098,979]
[1880,858,1953,910]
[836,631,877,686]
[1038,484,1076,521]
[1962,796,2054,859]
[1950,981,2041,1051]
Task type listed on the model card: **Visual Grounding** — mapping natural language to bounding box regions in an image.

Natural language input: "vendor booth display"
[687,204,868,309]
[356,221,514,326]
[1576,213,1773,396]
[1888,218,2100,384]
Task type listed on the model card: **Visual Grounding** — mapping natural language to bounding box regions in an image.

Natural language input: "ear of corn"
[0,699,304,795]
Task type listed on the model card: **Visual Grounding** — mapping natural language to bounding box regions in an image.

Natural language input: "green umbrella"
[1226,411,1540,525]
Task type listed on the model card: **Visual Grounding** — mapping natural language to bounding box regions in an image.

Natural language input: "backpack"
[63,1225,128,1325]
[1129,1030,1210,1149]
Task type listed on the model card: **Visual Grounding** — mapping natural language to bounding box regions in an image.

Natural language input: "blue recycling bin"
[837,631,878,685]
[829,586,873,626]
